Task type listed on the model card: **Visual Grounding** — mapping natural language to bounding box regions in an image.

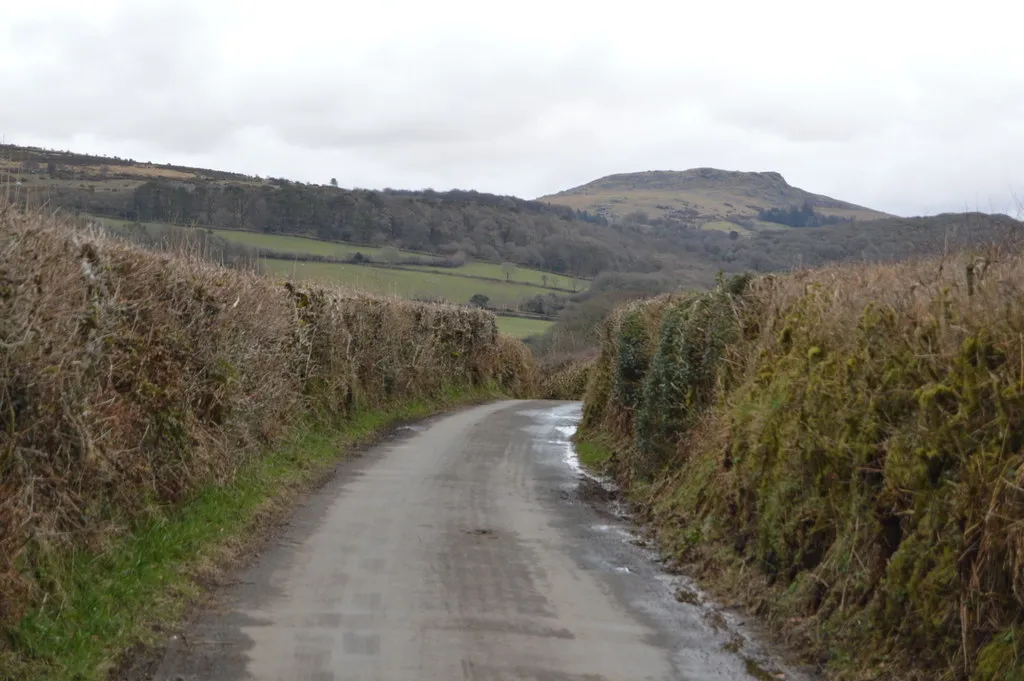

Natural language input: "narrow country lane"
[153,401,810,681]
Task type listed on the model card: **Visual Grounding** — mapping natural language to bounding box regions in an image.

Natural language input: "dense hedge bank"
[579,256,1024,680]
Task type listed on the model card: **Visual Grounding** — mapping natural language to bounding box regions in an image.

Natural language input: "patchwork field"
[90,217,575,337]
[211,229,437,260]
[210,229,586,290]
[93,218,586,288]
[262,258,544,309]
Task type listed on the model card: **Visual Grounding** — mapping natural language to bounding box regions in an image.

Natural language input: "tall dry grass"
[580,241,1024,680]
[0,200,534,627]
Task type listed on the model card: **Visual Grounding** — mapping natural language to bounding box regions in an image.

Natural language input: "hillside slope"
[660,212,1024,273]
[539,168,890,229]
[6,144,1018,292]
[3,144,638,277]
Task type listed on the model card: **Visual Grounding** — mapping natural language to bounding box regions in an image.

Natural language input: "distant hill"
[538,168,891,231]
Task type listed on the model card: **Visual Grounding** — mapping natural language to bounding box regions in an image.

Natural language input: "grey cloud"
[4,2,232,151]
[1,0,1021,218]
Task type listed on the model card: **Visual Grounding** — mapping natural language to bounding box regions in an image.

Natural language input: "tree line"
[43,178,638,277]
[757,200,850,227]
[26,163,1022,286]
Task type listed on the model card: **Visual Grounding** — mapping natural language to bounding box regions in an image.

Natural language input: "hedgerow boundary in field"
[577,253,1024,680]
[0,201,536,680]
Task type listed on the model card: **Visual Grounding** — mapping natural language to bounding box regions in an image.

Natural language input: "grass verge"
[574,439,613,471]
[0,385,500,681]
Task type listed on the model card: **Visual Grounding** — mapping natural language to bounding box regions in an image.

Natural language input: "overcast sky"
[2,0,1022,216]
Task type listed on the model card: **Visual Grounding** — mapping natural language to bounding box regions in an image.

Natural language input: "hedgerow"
[579,247,1024,680]
[0,201,534,634]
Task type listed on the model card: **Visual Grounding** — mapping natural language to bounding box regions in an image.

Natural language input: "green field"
[398,261,587,290]
[495,316,554,338]
[210,229,443,261]
[204,228,586,290]
[264,259,546,308]
[93,217,579,326]
[96,218,420,261]
[211,230,587,290]
[92,218,588,291]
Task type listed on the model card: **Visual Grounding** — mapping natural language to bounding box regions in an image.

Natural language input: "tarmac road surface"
[153,400,811,681]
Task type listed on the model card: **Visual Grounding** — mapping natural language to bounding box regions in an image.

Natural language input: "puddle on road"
[555,424,577,438]
[591,523,634,538]
[527,401,816,681]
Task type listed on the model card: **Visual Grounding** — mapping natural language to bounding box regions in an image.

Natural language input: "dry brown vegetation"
[579,244,1024,680]
[0,159,196,181]
[0,200,535,629]
[538,354,595,400]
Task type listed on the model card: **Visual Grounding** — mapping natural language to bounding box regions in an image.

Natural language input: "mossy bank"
[0,202,536,679]
[578,252,1024,680]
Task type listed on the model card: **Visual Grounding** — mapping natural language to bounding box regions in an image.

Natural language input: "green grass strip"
[574,439,614,471]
